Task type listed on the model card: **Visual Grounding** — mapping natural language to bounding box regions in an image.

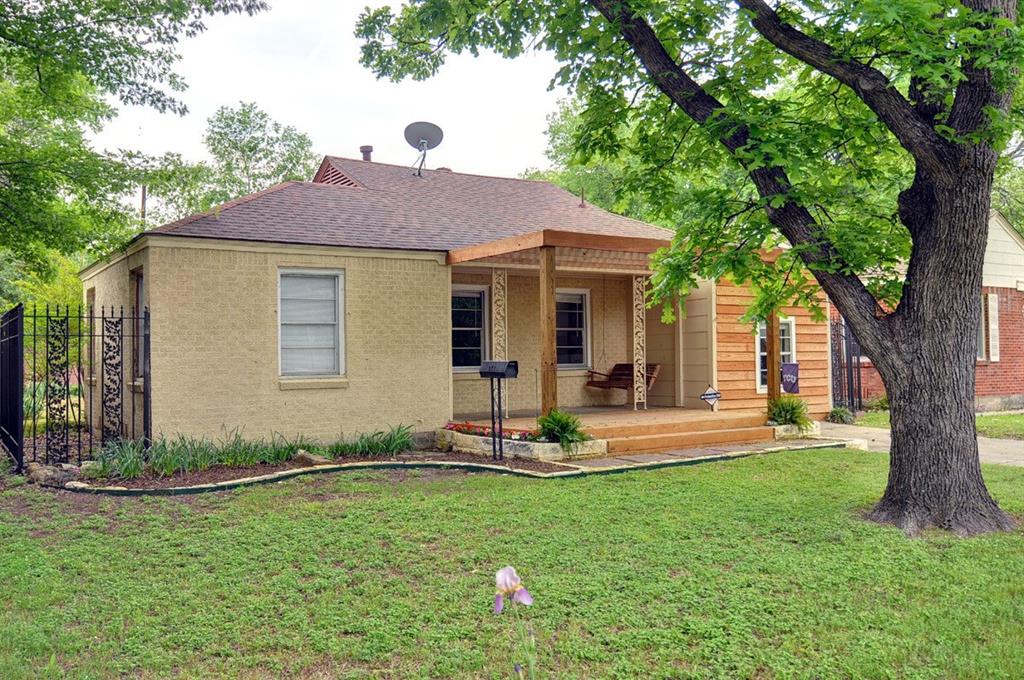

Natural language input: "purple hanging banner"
[781,362,799,394]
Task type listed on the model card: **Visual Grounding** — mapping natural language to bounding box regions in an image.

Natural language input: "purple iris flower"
[493,566,534,614]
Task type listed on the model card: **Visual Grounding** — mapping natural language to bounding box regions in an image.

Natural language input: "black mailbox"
[479,360,518,379]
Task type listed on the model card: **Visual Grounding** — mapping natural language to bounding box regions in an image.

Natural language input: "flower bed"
[444,421,541,442]
[438,428,607,462]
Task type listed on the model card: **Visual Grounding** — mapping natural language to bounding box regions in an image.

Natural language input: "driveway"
[820,422,1024,467]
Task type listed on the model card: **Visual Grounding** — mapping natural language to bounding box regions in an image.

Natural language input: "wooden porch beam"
[539,246,558,414]
[446,229,670,265]
[766,311,782,402]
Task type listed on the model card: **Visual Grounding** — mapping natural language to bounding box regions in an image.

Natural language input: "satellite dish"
[404,121,443,175]
[404,121,443,151]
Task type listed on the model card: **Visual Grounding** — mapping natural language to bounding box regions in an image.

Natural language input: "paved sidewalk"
[561,438,845,470]
[819,422,1024,467]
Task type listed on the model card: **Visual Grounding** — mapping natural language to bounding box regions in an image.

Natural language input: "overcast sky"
[91,1,567,178]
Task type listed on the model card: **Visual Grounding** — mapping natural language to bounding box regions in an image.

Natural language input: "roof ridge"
[153,181,300,234]
[324,155,557,185]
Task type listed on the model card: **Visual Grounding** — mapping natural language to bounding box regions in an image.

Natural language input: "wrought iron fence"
[830,319,863,412]
[0,304,150,472]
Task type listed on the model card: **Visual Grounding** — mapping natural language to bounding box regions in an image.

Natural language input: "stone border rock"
[773,422,822,438]
[58,439,862,496]
[437,429,608,461]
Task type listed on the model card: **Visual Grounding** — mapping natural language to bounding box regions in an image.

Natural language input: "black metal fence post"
[0,304,25,472]
[143,308,152,447]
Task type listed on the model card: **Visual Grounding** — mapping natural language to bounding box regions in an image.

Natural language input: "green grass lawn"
[2,449,1023,678]
[856,410,1024,439]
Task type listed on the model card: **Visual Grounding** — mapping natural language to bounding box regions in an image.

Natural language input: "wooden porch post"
[766,310,782,402]
[632,275,647,410]
[539,246,557,414]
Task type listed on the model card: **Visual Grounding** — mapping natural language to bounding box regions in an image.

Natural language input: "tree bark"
[863,151,1016,536]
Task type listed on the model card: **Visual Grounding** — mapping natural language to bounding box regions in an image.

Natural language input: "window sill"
[278,377,349,391]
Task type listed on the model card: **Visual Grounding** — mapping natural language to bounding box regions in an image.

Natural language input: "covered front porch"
[464,404,773,454]
[448,229,682,420]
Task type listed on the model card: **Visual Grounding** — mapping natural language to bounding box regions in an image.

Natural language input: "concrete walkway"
[819,422,1024,467]
[560,438,846,470]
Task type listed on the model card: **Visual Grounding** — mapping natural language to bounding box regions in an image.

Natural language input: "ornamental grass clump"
[768,395,812,432]
[327,424,413,458]
[827,407,856,425]
[537,408,588,451]
[91,430,322,479]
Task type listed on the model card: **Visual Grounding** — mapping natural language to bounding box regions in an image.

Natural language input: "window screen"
[280,273,342,376]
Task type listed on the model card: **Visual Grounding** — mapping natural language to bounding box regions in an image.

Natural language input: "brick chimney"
[360,145,373,162]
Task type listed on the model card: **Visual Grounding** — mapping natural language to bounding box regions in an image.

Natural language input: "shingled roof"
[148,156,671,252]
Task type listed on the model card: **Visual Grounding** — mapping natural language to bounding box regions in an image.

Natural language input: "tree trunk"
[869,349,1015,536]
[858,153,1016,536]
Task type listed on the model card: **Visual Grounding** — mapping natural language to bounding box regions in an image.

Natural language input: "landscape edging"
[59,440,860,496]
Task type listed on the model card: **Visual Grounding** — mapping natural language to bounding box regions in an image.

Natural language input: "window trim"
[977,297,988,361]
[451,284,489,373]
[556,288,591,370]
[278,268,345,379]
[131,269,144,380]
[755,316,797,393]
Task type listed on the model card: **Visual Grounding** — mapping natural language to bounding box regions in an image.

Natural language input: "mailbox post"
[479,360,518,460]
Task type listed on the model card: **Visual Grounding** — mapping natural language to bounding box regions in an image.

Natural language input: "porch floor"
[463,406,775,454]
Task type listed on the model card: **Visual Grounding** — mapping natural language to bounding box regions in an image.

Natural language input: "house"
[79,154,832,450]
[830,212,1024,412]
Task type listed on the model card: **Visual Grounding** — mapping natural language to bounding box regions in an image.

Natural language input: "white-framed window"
[452,285,488,370]
[556,289,590,368]
[977,299,987,360]
[756,317,796,391]
[278,270,344,377]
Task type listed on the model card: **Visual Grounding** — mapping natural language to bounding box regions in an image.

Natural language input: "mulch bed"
[85,450,574,489]
[21,426,99,465]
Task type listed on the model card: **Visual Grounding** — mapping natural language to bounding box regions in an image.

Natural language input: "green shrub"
[768,396,812,431]
[95,439,146,478]
[864,394,889,412]
[22,382,45,417]
[327,425,413,458]
[537,408,589,451]
[91,430,327,479]
[826,407,855,425]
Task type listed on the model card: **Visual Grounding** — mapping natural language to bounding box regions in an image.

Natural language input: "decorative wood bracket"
[633,275,647,410]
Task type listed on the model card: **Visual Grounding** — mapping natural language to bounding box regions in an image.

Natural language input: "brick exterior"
[84,238,453,441]
[829,287,1024,410]
[83,237,845,440]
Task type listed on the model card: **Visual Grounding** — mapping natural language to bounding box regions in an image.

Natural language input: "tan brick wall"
[80,249,148,439]
[450,270,635,417]
[86,239,453,442]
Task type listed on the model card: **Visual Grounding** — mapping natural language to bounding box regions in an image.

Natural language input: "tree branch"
[586,0,889,348]
[734,0,953,177]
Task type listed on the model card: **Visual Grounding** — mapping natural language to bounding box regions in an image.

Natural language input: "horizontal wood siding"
[982,213,1024,289]
[681,280,715,409]
[714,280,830,418]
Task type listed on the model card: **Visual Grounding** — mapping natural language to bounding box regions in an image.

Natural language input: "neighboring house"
[830,212,1024,412]
[80,154,831,448]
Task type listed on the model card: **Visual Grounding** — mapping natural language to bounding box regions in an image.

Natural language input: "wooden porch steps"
[583,412,767,439]
[583,411,775,454]
[604,425,776,454]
